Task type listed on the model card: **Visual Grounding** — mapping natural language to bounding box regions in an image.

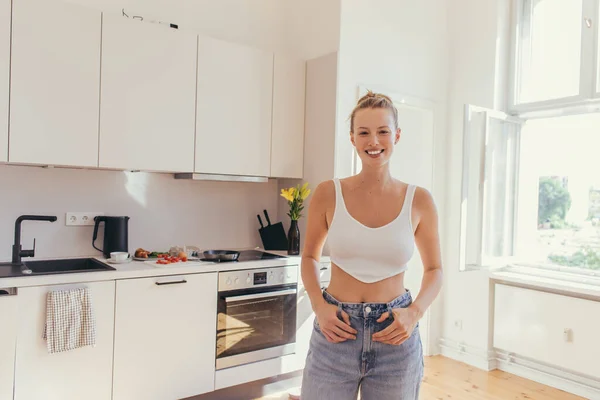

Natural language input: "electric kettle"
[92,216,130,258]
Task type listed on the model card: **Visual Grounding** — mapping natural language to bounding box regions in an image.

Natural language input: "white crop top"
[327,178,416,283]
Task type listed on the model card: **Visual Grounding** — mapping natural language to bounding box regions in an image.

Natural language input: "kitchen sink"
[21,258,115,275]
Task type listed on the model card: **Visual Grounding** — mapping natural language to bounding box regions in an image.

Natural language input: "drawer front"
[494,284,600,378]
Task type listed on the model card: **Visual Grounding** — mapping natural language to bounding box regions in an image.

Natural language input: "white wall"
[66,0,340,59]
[284,0,341,60]
[333,0,449,352]
[66,0,288,53]
[442,0,510,359]
[0,165,278,261]
[335,0,449,180]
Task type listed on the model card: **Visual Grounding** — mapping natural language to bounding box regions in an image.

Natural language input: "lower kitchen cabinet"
[13,281,116,400]
[295,262,331,369]
[0,287,18,400]
[112,273,218,400]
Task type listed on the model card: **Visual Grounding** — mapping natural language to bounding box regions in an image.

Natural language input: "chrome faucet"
[12,215,57,265]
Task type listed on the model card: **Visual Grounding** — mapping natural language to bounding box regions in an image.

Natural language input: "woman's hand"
[314,302,357,343]
[372,306,420,345]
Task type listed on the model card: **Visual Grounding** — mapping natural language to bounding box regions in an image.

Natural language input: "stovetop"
[197,250,286,263]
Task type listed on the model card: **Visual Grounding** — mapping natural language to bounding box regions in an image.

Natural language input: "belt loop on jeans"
[336,302,343,318]
[386,304,394,320]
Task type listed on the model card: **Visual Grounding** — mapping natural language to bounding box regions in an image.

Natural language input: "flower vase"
[288,220,300,255]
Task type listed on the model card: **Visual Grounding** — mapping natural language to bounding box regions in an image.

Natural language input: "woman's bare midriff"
[324,263,406,303]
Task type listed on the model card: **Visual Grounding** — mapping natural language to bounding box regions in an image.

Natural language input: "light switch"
[563,328,572,342]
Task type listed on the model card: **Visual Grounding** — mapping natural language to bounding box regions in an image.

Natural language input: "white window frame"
[459,105,525,271]
[462,1,600,277]
[509,0,600,113]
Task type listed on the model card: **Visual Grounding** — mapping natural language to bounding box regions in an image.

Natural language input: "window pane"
[517,113,600,271]
[518,0,582,103]
[482,119,519,259]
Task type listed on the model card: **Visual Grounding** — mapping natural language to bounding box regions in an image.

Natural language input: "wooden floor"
[193,356,584,400]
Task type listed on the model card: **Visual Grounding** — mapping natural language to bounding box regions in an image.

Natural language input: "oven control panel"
[218,265,298,291]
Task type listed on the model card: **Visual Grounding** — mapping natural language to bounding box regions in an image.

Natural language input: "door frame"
[353,85,439,356]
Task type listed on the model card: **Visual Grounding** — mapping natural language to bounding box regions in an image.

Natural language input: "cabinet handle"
[155,280,187,286]
[0,288,17,296]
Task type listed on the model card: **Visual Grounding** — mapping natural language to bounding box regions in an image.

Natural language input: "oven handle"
[225,288,297,303]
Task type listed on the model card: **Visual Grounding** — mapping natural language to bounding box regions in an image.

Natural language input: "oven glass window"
[217,287,296,359]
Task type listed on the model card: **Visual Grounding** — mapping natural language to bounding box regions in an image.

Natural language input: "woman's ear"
[350,131,356,146]
[394,128,401,145]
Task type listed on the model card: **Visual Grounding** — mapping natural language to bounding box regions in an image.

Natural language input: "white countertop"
[0,249,330,288]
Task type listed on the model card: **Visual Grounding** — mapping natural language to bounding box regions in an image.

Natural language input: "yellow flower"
[280,188,294,202]
[299,182,311,200]
[281,183,311,220]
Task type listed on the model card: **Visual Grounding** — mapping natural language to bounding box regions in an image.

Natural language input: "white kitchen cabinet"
[196,36,273,177]
[294,262,330,370]
[9,0,101,167]
[0,0,9,163]
[113,273,218,400]
[99,14,196,172]
[13,281,116,400]
[0,288,18,400]
[494,284,600,378]
[270,55,306,178]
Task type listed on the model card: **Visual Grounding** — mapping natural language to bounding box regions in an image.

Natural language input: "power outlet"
[66,212,104,226]
[454,319,463,331]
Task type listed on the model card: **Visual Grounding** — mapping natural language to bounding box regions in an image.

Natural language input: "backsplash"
[0,165,279,261]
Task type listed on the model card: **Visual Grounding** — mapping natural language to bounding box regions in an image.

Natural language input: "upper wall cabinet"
[99,15,196,173]
[270,55,306,178]
[0,0,8,163]
[195,36,273,177]
[9,0,101,167]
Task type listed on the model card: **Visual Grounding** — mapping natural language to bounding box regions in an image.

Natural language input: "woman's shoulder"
[311,180,337,205]
[410,184,437,215]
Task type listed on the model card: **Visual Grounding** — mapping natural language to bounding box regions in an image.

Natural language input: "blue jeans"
[301,290,424,399]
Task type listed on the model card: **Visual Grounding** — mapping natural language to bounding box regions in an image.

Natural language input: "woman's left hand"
[372,306,419,345]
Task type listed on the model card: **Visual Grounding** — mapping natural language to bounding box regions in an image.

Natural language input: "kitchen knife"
[263,209,272,226]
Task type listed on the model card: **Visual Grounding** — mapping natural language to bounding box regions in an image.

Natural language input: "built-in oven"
[215,265,298,370]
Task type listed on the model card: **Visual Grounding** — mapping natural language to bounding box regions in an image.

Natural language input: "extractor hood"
[173,173,269,183]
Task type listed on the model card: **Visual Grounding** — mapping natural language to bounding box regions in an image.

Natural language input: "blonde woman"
[299,92,443,399]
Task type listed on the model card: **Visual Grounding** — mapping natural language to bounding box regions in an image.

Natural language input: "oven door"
[216,284,297,370]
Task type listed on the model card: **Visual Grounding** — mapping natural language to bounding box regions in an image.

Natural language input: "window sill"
[489,265,600,300]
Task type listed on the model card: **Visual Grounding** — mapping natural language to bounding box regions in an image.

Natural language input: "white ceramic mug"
[110,252,129,262]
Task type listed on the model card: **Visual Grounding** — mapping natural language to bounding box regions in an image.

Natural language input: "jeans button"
[365,306,372,314]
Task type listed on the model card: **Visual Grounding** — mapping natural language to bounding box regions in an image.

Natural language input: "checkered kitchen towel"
[42,287,96,354]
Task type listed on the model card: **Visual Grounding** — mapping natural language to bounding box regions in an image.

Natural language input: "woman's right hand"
[314,302,357,343]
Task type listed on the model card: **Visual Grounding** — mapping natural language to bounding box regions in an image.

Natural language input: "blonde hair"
[349,90,399,132]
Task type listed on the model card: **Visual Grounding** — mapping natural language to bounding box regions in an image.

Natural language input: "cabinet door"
[295,262,330,370]
[0,288,18,400]
[113,273,218,400]
[0,0,9,162]
[270,55,305,178]
[9,0,100,167]
[14,281,115,400]
[99,15,196,172]
[196,36,273,177]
